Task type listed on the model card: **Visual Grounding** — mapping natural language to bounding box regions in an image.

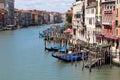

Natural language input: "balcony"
[87,1,97,8]
[102,21,112,26]
[102,0,115,4]
[104,9,112,14]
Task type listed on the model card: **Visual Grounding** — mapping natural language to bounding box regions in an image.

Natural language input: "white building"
[72,0,85,42]
[85,0,96,43]
[50,13,54,24]
[61,13,66,23]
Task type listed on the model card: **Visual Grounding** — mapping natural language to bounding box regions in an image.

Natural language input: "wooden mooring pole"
[89,51,92,72]
[44,39,47,50]
[82,51,85,71]
[109,47,112,68]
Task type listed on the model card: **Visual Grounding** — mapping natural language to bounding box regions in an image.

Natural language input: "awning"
[110,36,120,40]
[79,27,84,31]
[96,35,103,38]
[71,27,76,30]
[105,36,120,40]
[63,28,72,33]
[95,34,104,38]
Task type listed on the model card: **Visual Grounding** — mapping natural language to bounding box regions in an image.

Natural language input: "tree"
[66,14,72,23]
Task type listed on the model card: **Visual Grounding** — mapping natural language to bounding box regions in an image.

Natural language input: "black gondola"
[52,53,88,62]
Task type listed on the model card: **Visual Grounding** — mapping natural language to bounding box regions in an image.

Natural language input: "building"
[72,0,85,42]
[54,12,62,23]
[0,8,7,29]
[14,9,32,28]
[95,0,103,44]
[101,0,120,55]
[61,13,66,23]
[0,0,14,26]
[50,12,54,24]
[115,0,120,37]
[101,0,116,36]
[85,0,96,43]
[95,0,102,31]
[5,0,14,25]
[115,0,120,51]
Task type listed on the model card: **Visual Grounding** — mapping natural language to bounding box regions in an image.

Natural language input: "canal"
[0,24,120,80]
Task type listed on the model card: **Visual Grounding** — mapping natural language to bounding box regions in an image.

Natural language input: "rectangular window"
[89,18,92,25]
[91,8,94,14]
[93,18,94,25]
[116,20,118,26]
[116,8,118,17]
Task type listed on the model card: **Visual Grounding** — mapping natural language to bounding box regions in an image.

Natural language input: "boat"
[45,46,60,51]
[4,25,16,30]
[59,46,68,52]
[39,33,46,37]
[45,46,68,52]
[52,53,88,62]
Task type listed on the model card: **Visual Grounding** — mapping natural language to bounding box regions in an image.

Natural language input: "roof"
[0,8,7,14]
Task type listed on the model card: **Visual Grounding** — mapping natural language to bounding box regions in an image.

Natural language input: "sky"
[15,0,75,13]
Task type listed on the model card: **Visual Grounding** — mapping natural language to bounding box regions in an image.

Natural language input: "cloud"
[15,0,75,12]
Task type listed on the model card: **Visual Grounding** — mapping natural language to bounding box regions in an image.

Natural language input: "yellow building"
[95,0,102,32]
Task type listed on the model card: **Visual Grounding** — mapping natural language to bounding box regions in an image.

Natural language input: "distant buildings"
[14,9,63,28]
[0,0,63,30]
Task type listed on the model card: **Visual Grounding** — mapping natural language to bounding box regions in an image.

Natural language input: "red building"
[101,0,116,37]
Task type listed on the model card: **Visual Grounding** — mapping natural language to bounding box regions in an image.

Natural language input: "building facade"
[0,0,14,25]
[72,0,85,42]
[0,8,7,29]
[5,0,14,25]
[85,0,96,43]
[101,0,116,36]
[115,0,120,37]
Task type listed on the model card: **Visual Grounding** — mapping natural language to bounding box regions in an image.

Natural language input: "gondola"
[39,33,45,38]
[52,53,88,62]
[45,46,68,52]
[59,46,68,52]
[45,46,60,51]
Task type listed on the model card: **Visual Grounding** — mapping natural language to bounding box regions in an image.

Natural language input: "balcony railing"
[102,21,112,25]
[87,1,97,7]
[104,9,112,14]
[102,0,115,3]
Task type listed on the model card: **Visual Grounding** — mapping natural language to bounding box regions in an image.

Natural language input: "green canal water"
[0,24,120,80]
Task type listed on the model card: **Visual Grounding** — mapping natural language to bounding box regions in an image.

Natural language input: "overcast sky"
[15,0,75,12]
